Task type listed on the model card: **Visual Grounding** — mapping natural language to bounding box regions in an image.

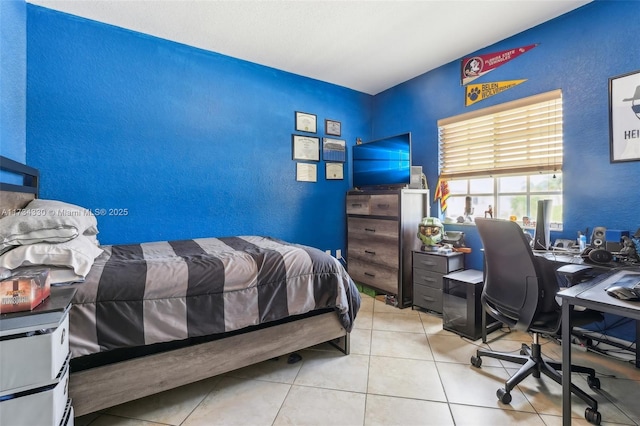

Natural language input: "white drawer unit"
[0,287,76,426]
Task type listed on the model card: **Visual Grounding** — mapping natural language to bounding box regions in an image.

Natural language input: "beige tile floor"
[76,293,640,426]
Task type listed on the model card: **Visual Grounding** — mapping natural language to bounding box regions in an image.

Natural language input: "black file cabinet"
[442,269,500,340]
[412,251,463,313]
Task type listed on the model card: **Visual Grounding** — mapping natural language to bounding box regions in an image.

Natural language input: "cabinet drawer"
[0,314,69,393]
[368,194,398,217]
[348,257,398,294]
[413,269,444,289]
[413,252,463,274]
[348,239,398,270]
[346,195,371,215]
[346,194,399,217]
[347,217,398,240]
[413,284,443,313]
[0,363,69,426]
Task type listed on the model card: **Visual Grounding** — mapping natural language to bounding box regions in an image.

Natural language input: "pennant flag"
[434,176,450,212]
[461,44,538,85]
[465,79,527,107]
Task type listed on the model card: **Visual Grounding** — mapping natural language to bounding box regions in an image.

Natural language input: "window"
[438,90,563,228]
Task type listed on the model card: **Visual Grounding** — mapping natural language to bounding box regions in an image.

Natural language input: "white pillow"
[0,199,98,252]
[0,235,104,278]
[26,199,98,235]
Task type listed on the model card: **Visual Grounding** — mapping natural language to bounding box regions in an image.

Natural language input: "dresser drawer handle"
[422,295,435,302]
[420,276,436,283]
[364,228,376,232]
[420,261,437,267]
[364,272,376,278]
[364,250,376,255]
[376,203,390,209]
[351,203,363,208]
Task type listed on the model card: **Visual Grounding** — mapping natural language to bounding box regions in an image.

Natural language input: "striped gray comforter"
[68,236,360,359]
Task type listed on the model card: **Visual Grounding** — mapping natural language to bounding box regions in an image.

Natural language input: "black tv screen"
[352,133,411,188]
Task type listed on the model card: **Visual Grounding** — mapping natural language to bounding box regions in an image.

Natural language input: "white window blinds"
[438,90,562,179]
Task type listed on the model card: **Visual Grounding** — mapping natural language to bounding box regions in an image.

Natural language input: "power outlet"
[336,249,342,259]
[325,250,331,256]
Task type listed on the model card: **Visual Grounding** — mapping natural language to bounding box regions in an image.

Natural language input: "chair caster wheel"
[585,407,601,425]
[587,376,601,389]
[496,388,512,404]
[470,355,482,368]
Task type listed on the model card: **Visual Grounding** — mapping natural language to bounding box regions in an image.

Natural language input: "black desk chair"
[471,218,603,425]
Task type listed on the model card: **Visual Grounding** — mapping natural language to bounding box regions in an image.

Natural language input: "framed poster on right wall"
[609,69,640,162]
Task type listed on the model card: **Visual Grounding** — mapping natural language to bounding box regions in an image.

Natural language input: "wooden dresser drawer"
[348,238,399,269]
[347,257,398,294]
[346,194,399,217]
[0,362,70,426]
[347,217,398,240]
[0,314,69,393]
[413,252,463,275]
[368,194,398,217]
[346,194,371,215]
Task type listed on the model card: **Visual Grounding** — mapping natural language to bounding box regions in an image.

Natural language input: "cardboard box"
[0,269,51,314]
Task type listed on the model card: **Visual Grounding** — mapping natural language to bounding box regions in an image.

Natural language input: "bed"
[0,155,361,417]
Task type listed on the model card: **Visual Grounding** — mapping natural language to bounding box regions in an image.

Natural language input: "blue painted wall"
[0,0,27,164]
[26,6,372,252]
[373,0,640,272]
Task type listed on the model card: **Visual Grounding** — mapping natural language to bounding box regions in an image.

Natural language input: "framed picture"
[325,162,344,180]
[322,137,346,162]
[325,119,341,136]
[292,135,320,161]
[295,111,317,133]
[609,70,640,162]
[296,163,317,182]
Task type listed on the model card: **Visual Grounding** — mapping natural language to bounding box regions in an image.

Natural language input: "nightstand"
[0,286,76,426]
[412,250,464,313]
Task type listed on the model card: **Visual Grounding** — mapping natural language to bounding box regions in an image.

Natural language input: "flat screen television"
[352,132,411,189]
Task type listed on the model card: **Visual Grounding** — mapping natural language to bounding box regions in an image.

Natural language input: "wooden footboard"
[70,311,349,416]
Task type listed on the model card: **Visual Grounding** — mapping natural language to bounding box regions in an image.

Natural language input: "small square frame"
[325,162,344,180]
[325,119,342,136]
[296,163,317,182]
[295,111,317,133]
[322,137,346,162]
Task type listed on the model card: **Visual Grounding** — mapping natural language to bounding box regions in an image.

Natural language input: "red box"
[0,268,51,314]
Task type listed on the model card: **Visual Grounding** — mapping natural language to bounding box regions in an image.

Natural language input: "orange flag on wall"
[434,176,450,212]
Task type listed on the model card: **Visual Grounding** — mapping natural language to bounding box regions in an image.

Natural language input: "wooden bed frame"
[0,156,350,417]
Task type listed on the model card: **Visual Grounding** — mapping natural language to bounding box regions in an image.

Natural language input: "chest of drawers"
[346,189,429,308]
[0,287,76,426]
[412,250,464,313]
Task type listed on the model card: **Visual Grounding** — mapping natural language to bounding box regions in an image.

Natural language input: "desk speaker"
[591,227,606,248]
[409,166,423,189]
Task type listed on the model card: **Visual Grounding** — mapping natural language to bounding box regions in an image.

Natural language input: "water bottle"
[578,233,587,252]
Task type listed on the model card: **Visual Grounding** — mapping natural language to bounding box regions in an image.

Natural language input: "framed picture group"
[292,111,345,182]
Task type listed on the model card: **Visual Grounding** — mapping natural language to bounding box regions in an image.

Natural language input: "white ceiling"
[26,0,592,95]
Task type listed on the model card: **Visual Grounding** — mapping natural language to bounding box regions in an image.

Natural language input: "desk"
[533,250,617,271]
[558,270,640,426]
